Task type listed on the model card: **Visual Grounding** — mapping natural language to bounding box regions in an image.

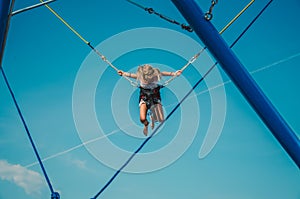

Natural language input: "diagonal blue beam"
[171,0,300,168]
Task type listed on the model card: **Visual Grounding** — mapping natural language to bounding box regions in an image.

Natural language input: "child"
[118,64,181,136]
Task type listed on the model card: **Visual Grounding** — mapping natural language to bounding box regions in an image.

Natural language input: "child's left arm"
[161,70,182,76]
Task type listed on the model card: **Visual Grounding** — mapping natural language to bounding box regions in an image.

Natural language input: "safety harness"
[139,85,163,109]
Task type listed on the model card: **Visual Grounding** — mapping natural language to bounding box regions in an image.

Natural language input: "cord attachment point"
[145,7,154,14]
[204,13,213,21]
[205,0,218,21]
[51,192,60,199]
[181,24,193,32]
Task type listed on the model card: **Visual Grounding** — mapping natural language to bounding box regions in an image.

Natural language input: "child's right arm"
[117,70,137,79]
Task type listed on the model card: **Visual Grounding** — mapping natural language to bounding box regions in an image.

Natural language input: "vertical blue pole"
[171,0,300,168]
[0,1,61,198]
[0,0,11,66]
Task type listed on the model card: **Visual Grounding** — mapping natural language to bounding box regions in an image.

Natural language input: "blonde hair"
[136,64,161,84]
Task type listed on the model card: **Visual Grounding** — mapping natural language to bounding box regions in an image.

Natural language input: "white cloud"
[72,159,87,170]
[0,160,45,195]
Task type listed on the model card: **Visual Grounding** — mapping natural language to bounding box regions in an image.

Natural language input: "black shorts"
[139,86,162,109]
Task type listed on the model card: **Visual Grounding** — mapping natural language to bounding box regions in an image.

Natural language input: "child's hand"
[117,70,124,76]
[175,70,182,76]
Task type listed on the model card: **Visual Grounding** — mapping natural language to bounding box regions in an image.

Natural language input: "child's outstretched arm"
[161,70,182,76]
[117,70,137,79]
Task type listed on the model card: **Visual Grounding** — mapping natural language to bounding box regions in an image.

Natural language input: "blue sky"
[0,0,299,199]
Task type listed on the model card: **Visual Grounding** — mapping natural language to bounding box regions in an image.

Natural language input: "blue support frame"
[0,1,61,198]
[171,0,300,168]
[0,0,11,66]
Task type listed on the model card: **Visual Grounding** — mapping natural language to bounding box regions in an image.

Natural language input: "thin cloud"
[0,160,45,195]
[72,159,88,170]
[26,128,121,168]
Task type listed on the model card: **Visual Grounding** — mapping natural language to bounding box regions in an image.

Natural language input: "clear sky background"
[0,0,299,199]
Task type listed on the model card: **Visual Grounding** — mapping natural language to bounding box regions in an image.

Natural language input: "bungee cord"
[91,0,273,198]
[39,0,138,87]
[1,0,273,198]
[24,50,300,170]
[36,0,264,197]
[219,0,254,34]
[163,0,255,86]
[39,0,254,88]
[126,0,193,32]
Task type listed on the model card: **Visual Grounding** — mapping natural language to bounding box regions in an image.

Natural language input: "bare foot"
[142,120,149,136]
[143,124,148,136]
[150,116,155,130]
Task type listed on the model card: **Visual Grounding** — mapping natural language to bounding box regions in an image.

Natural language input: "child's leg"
[151,103,164,123]
[155,103,164,122]
[140,103,149,136]
[150,115,155,130]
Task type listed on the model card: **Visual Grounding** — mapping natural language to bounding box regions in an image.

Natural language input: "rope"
[163,47,206,86]
[39,0,138,87]
[126,0,193,32]
[40,0,253,87]
[0,67,58,197]
[230,0,273,48]
[163,0,255,86]
[91,0,273,197]
[219,0,254,34]
[87,43,138,87]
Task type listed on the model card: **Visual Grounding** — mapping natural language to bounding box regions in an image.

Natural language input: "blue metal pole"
[171,0,300,168]
[0,1,61,197]
[0,0,11,67]
[0,0,12,66]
